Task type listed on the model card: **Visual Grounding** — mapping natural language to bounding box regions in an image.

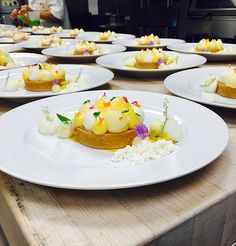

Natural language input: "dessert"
[68,41,104,55]
[49,26,62,33]
[69,28,84,36]
[40,35,62,47]
[0,49,15,67]
[73,93,144,149]
[201,66,236,99]
[32,25,44,32]
[194,39,223,53]
[12,32,29,42]
[96,31,117,41]
[125,48,179,69]
[37,95,183,164]
[133,34,161,46]
[22,64,66,92]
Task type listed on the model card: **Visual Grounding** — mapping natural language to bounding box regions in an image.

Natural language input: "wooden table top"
[0,60,236,246]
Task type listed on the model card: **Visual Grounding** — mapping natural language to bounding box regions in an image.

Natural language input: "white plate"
[57,30,84,39]
[42,44,126,62]
[76,31,135,43]
[168,43,236,61]
[0,43,23,52]
[112,38,185,50]
[0,90,228,189]
[0,64,113,99]
[32,29,62,35]
[0,53,47,71]
[164,67,236,109]
[0,37,29,44]
[22,39,76,51]
[96,51,206,76]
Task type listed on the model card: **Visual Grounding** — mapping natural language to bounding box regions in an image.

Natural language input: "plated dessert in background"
[168,39,236,61]
[32,26,63,35]
[0,32,29,43]
[42,42,126,62]
[164,66,236,109]
[76,31,135,43]
[96,49,206,76]
[0,90,228,189]
[0,64,114,98]
[0,48,47,70]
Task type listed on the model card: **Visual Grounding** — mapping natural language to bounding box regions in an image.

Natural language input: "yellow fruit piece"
[110,96,131,111]
[148,129,170,142]
[22,71,28,80]
[123,110,140,129]
[74,112,83,127]
[92,118,107,135]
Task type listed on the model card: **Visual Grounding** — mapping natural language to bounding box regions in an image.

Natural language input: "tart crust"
[217,81,236,99]
[75,127,136,149]
[135,60,158,69]
[24,77,65,92]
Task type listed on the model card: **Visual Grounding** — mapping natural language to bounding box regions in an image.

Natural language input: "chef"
[10,0,71,28]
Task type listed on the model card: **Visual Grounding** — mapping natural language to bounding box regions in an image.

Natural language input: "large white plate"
[0,43,23,52]
[0,37,31,44]
[0,64,113,99]
[112,38,185,50]
[96,51,206,76]
[42,44,126,62]
[22,39,76,51]
[164,67,236,109]
[0,53,47,71]
[168,43,236,61]
[32,29,62,35]
[76,31,135,43]
[57,30,84,39]
[0,90,228,190]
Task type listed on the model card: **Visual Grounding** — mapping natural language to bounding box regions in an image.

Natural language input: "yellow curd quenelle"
[125,48,179,69]
[0,48,15,67]
[194,39,223,53]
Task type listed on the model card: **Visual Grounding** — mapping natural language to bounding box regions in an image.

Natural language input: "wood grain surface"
[0,60,236,246]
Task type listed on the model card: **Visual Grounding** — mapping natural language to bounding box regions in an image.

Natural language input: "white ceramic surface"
[0,90,228,190]
[42,44,126,61]
[168,43,236,61]
[0,53,47,71]
[0,43,23,52]
[164,67,236,109]
[96,51,206,76]
[0,64,113,99]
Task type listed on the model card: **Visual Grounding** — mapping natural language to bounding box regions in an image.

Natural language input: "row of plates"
[0,32,233,190]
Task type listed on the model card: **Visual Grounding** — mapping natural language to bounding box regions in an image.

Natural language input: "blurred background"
[0,0,235,43]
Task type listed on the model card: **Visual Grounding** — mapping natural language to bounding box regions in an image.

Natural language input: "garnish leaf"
[111,96,116,101]
[38,64,42,70]
[83,99,90,104]
[136,113,140,117]
[56,113,71,124]
[122,109,129,113]
[93,111,101,118]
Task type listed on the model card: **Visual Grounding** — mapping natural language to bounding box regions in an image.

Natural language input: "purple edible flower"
[135,124,148,139]
[49,39,53,44]
[52,79,59,85]
[157,58,163,65]
[20,37,25,42]
[149,41,155,45]
[84,49,89,55]
[202,48,207,52]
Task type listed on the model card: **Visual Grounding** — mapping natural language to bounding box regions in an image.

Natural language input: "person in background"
[10,0,71,28]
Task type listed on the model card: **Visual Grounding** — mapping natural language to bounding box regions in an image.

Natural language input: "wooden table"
[0,61,236,246]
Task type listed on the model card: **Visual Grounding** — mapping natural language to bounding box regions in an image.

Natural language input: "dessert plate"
[0,37,30,44]
[32,29,62,35]
[96,51,206,76]
[0,53,47,71]
[112,38,185,50]
[0,90,228,190]
[76,31,135,43]
[0,43,23,52]
[22,39,76,51]
[42,44,126,62]
[168,43,236,61]
[0,64,113,99]
[164,67,236,109]
[57,30,84,39]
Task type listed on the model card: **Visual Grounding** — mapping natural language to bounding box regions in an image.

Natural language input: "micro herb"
[93,111,101,118]
[83,99,90,104]
[160,98,169,135]
[136,113,140,117]
[122,109,129,113]
[38,64,42,70]
[110,97,116,101]
[42,106,52,121]
[56,114,71,124]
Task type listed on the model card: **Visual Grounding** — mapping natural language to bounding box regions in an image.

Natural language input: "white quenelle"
[83,109,98,131]
[57,122,74,138]
[201,75,218,93]
[38,111,59,136]
[104,110,128,133]
[4,77,24,91]
[163,116,183,142]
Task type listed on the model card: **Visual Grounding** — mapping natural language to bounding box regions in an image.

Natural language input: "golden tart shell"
[217,81,236,99]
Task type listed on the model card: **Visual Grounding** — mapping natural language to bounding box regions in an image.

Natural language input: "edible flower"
[84,49,89,55]
[135,124,148,139]
[157,58,163,65]
[149,41,155,45]
[52,79,59,85]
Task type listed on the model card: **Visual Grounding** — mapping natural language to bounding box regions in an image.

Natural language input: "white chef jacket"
[28,0,71,28]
